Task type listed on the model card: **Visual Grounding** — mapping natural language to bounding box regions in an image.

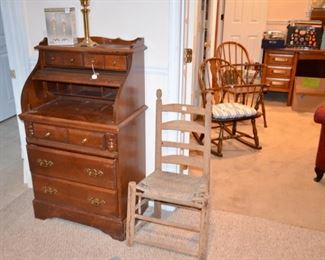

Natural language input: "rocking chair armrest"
[222,84,264,94]
[314,106,325,124]
[225,62,266,85]
[231,62,266,71]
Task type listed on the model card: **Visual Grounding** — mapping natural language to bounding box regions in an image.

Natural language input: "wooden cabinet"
[263,49,297,105]
[19,37,146,241]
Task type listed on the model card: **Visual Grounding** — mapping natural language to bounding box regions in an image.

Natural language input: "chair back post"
[203,92,212,188]
[155,89,162,171]
[199,57,232,105]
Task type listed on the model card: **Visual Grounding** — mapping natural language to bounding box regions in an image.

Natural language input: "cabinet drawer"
[68,128,105,150]
[28,145,117,189]
[45,52,83,67]
[84,54,105,69]
[63,53,83,67]
[33,123,67,142]
[266,78,290,90]
[33,174,118,217]
[266,53,294,66]
[45,52,64,66]
[266,66,292,78]
[105,55,127,71]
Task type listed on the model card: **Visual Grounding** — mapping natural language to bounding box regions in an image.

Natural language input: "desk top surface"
[266,48,325,60]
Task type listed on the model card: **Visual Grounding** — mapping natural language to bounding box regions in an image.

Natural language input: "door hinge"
[10,69,16,79]
[221,14,224,21]
[183,48,192,64]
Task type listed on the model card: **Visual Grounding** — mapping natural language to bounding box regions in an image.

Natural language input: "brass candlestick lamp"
[78,0,98,47]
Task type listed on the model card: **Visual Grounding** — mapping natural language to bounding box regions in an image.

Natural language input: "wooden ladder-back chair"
[126,89,212,259]
[194,57,265,157]
[215,41,268,127]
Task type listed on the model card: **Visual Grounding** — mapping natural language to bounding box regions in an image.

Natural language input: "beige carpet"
[1,189,325,259]
[210,97,325,232]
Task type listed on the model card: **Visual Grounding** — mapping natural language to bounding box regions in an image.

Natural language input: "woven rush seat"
[137,170,208,208]
[212,103,257,120]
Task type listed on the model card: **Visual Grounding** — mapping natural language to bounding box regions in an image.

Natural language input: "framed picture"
[45,7,77,46]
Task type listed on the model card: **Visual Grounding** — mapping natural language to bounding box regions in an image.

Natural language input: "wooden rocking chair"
[194,58,266,157]
[126,89,212,259]
[215,41,268,127]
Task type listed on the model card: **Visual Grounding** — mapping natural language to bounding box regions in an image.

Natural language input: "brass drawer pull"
[44,132,51,138]
[70,58,75,63]
[274,57,288,62]
[84,168,104,177]
[88,197,106,207]
[112,60,117,65]
[271,81,286,86]
[272,69,286,74]
[42,186,58,195]
[50,56,56,61]
[37,159,54,168]
[81,138,88,144]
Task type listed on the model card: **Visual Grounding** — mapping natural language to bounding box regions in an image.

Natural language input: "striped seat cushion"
[212,103,257,120]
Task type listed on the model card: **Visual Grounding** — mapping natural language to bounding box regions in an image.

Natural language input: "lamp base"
[77,37,98,47]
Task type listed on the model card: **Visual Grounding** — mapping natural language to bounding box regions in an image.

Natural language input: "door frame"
[1,1,32,187]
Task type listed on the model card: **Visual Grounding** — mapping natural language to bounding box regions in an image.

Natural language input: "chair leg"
[154,201,162,218]
[198,206,209,260]
[314,167,324,182]
[193,132,205,145]
[217,123,224,157]
[232,121,237,135]
[251,118,261,149]
[126,181,136,246]
[260,99,267,128]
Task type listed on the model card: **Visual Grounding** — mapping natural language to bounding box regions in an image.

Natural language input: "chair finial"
[156,89,162,99]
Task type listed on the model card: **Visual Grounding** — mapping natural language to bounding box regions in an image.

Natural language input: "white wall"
[19,0,183,182]
[266,0,311,32]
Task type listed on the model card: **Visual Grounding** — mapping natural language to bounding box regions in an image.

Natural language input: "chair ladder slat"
[135,214,200,232]
[162,103,205,115]
[161,140,205,152]
[162,120,205,134]
[161,154,204,169]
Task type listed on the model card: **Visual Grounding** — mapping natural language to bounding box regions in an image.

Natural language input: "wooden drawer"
[63,53,83,67]
[84,54,105,69]
[33,123,67,142]
[266,52,295,66]
[68,128,106,150]
[45,52,83,67]
[33,174,118,217]
[105,55,127,71]
[266,78,291,91]
[266,66,292,78]
[28,145,117,189]
[45,52,64,66]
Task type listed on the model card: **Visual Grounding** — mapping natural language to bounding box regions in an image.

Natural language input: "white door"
[222,0,268,62]
[181,0,217,107]
[0,7,16,122]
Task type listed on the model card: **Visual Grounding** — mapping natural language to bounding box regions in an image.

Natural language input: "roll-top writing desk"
[19,37,146,241]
